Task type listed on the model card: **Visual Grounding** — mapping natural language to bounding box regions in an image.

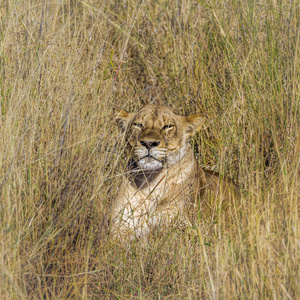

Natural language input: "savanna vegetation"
[0,0,299,298]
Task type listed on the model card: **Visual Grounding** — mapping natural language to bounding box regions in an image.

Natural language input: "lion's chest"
[113,167,196,237]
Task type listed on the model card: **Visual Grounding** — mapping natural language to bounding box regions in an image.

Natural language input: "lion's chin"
[137,157,163,170]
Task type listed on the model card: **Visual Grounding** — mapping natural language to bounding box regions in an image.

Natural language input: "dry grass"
[0,0,299,298]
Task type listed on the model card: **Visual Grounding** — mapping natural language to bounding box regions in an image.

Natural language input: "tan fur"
[112,105,240,239]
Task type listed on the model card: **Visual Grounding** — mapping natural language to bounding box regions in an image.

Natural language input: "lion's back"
[196,169,241,221]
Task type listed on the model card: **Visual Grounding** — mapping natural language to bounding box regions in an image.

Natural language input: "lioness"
[112,104,240,238]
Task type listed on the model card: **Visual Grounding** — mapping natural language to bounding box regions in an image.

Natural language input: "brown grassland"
[0,0,299,298]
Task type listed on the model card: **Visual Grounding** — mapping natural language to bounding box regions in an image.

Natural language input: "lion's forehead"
[133,106,177,125]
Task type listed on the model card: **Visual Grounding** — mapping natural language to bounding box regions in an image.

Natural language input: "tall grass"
[0,0,299,298]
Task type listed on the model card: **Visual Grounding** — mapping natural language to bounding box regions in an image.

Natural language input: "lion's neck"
[127,145,197,190]
[127,160,163,189]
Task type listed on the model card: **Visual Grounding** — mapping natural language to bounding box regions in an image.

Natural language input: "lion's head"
[115,105,205,170]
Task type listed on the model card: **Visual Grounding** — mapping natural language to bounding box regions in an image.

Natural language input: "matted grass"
[0,0,299,298]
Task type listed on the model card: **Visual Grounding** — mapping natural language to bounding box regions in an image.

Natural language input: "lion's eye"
[133,123,143,128]
[163,125,174,130]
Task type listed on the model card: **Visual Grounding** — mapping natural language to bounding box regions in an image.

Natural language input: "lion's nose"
[140,140,160,150]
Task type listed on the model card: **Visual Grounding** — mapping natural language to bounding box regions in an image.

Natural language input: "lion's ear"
[183,113,205,136]
[114,107,132,131]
